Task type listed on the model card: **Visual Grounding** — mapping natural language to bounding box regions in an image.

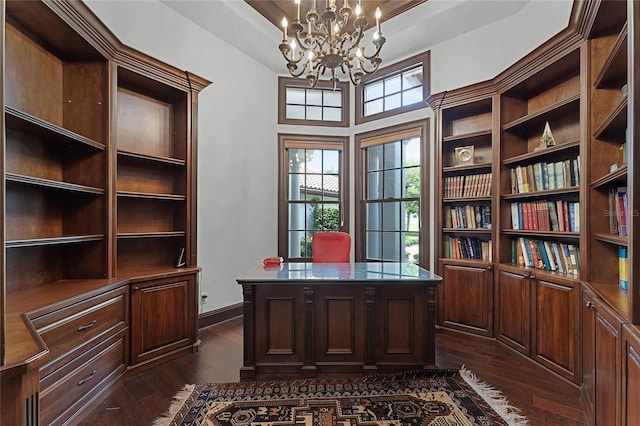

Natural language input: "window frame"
[278,77,350,127]
[354,119,430,265]
[355,51,431,125]
[278,133,350,261]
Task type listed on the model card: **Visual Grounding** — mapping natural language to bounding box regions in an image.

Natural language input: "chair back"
[312,232,351,263]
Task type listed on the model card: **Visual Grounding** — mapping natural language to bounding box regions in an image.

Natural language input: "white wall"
[86,0,278,313]
[86,0,572,313]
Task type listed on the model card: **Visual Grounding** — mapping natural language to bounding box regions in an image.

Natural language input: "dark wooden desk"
[237,262,442,379]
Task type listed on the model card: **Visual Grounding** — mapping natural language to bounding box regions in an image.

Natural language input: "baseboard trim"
[199,303,243,329]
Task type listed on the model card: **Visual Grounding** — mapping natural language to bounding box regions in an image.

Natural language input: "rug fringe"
[459,367,529,426]
[152,384,196,426]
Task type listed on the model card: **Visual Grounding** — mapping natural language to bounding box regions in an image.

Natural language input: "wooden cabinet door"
[582,289,596,421]
[438,261,493,337]
[130,273,197,366]
[622,325,640,426]
[532,275,581,384]
[495,266,530,355]
[592,297,622,426]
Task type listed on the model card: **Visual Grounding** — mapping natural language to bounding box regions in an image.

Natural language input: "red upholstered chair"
[312,232,351,263]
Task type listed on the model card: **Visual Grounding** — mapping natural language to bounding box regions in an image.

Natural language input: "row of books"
[443,173,492,199]
[608,186,628,237]
[443,237,492,261]
[512,237,580,275]
[509,156,579,194]
[510,200,579,232]
[443,205,491,229]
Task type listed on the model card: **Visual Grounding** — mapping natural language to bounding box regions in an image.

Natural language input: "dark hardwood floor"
[76,317,589,425]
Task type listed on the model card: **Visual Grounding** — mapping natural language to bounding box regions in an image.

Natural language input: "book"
[543,241,557,271]
[547,162,556,190]
[516,166,525,193]
[548,201,559,231]
[511,203,520,230]
[554,162,565,188]
[551,242,564,274]
[443,205,453,228]
[541,162,549,190]
[533,162,543,193]
[619,246,629,290]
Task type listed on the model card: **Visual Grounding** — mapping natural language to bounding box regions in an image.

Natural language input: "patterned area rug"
[153,369,528,426]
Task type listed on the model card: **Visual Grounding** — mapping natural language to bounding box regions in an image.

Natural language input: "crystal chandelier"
[279,0,385,88]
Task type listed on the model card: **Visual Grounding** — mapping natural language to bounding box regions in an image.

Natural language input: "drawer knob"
[78,370,97,386]
[77,320,97,332]
[586,301,594,309]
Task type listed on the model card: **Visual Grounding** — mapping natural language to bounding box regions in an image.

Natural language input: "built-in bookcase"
[440,97,494,263]
[498,47,583,278]
[587,15,629,299]
[4,8,109,293]
[115,67,190,275]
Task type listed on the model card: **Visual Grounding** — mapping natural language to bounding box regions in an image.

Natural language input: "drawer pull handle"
[77,320,97,331]
[78,370,97,386]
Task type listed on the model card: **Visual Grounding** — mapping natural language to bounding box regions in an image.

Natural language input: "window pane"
[402,67,423,88]
[286,104,305,120]
[303,173,322,197]
[364,99,384,116]
[307,89,323,105]
[367,144,383,171]
[324,90,341,107]
[383,169,401,198]
[367,171,383,200]
[402,87,423,106]
[288,204,306,230]
[385,93,401,111]
[306,106,322,120]
[319,203,340,230]
[365,80,384,101]
[289,149,308,172]
[322,175,339,200]
[323,150,339,174]
[288,173,303,199]
[367,231,381,260]
[400,201,420,231]
[385,74,402,95]
[382,201,400,231]
[366,203,381,231]
[288,231,308,258]
[323,107,342,121]
[402,167,420,198]
[286,88,306,104]
[403,138,421,166]
[384,141,401,169]
[382,231,400,261]
[403,232,420,263]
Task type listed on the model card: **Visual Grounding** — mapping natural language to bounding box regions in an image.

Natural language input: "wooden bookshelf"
[1,1,211,425]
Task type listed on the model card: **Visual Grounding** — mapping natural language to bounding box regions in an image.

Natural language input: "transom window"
[355,51,430,125]
[278,135,349,260]
[363,65,424,117]
[286,87,342,121]
[278,77,350,127]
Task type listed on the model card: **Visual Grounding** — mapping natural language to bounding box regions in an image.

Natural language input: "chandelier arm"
[360,42,384,61]
[294,31,312,52]
[288,61,310,78]
[358,60,380,75]
[280,49,307,66]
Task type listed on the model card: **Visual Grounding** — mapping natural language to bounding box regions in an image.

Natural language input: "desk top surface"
[236,262,442,284]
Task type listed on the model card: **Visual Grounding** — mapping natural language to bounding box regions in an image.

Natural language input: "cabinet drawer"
[39,329,127,426]
[33,286,128,377]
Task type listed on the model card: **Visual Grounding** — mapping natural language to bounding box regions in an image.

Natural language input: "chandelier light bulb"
[355,4,361,16]
[282,17,288,40]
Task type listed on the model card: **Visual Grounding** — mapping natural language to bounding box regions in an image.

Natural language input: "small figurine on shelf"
[534,121,556,152]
